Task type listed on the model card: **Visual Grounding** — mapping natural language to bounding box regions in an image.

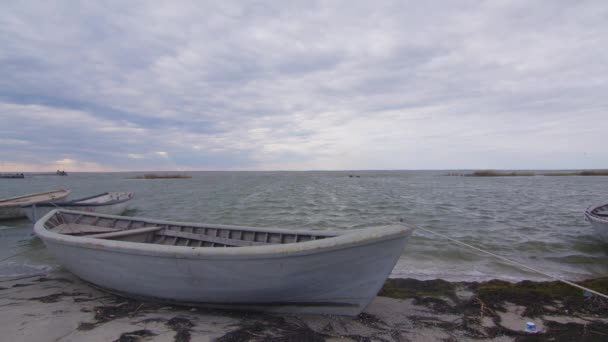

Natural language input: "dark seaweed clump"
[379,278,457,301]
[216,316,324,342]
[380,277,608,317]
[167,317,194,342]
[113,329,156,342]
[475,278,608,317]
[93,300,158,322]
[29,291,90,303]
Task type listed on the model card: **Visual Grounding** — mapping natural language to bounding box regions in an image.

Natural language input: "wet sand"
[1,270,607,341]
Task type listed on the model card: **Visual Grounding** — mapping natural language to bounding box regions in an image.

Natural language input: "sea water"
[1,171,607,281]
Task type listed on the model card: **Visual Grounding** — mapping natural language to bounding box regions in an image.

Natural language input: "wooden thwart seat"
[88,226,163,239]
[160,229,270,247]
[50,223,120,235]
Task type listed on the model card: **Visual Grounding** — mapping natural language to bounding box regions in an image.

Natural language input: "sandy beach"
[1,269,606,342]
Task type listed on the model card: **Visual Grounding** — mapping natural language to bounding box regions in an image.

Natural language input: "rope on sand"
[412,223,608,300]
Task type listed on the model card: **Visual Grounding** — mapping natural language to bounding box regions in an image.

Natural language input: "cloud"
[0,1,607,171]
[54,158,77,165]
[0,160,121,173]
[0,138,29,145]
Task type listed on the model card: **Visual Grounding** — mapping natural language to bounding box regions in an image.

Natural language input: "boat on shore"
[22,192,134,223]
[585,202,608,242]
[34,210,414,315]
[0,189,71,220]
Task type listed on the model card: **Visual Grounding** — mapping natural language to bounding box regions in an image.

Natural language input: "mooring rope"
[411,223,608,300]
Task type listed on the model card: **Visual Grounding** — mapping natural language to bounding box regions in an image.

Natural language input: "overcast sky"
[1,1,606,171]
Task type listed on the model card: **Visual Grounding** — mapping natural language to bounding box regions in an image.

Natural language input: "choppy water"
[1,171,607,282]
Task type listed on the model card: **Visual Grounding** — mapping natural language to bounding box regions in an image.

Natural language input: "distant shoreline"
[447,170,608,177]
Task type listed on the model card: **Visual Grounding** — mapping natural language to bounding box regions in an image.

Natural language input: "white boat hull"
[23,200,131,223]
[0,189,70,220]
[35,210,413,315]
[43,234,406,315]
[585,203,608,242]
[22,192,134,223]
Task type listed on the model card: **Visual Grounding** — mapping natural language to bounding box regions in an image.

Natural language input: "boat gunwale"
[21,192,134,208]
[0,189,71,206]
[34,209,413,260]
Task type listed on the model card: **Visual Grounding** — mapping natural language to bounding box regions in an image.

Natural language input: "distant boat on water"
[585,202,608,242]
[0,189,71,220]
[22,192,134,223]
[0,173,24,179]
[34,210,414,315]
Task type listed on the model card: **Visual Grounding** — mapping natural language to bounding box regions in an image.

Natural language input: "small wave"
[0,261,54,280]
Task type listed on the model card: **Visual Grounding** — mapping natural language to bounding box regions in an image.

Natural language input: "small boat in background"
[585,202,608,242]
[22,192,134,223]
[0,189,71,220]
[34,210,413,316]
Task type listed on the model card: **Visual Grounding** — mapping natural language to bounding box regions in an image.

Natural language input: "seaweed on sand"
[29,291,90,303]
[93,299,162,322]
[379,277,608,340]
[379,278,457,301]
[380,278,608,318]
[167,317,194,342]
[475,278,608,317]
[113,329,157,342]
[215,316,325,342]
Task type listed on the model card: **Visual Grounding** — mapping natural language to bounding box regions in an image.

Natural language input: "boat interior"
[43,211,333,247]
[590,204,608,217]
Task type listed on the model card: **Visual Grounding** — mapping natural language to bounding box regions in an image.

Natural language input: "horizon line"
[2,168,608,173]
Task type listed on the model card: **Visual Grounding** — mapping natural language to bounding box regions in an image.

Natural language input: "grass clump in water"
[579,170,608,176]
[467,170,535,177]
[543,170,608,176]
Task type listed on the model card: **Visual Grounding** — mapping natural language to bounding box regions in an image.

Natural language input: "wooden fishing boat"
[22,192,134,223]
[585,202,608,242]
[0,189,71,220]
[34,210,414,315]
